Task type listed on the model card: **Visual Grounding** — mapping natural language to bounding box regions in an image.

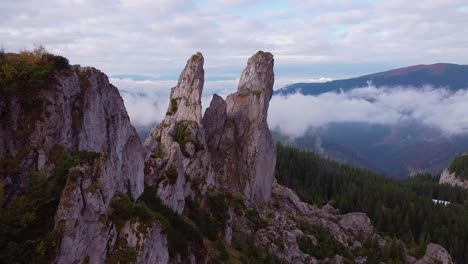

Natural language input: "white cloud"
[268,86,468,137]
[111,78,175,127]
[114,76,468,139]
[273,77,332,90]
[114,75,335,128]
[1,0,468,79]
[113,77,238,127]
[3,0,468,134]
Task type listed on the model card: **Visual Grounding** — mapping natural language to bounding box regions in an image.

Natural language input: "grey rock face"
[144,52,214,213]
[53,68,145,264]
[203,94,227,151]
[338,213,374,238]
[0,66,145,264]
[439,169,468,190]
[120,222,169,264]
[170,52,204,124]
[235,182,387,264]
[204,51,276,204]
[415,243,453,264]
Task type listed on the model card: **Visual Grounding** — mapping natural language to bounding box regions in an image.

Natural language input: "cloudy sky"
[270,86,468,137]
[2,0,468,135]
[2,0,468,79]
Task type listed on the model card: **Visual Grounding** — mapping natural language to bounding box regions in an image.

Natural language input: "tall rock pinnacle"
[236,51,274,102]
[144,52,213,213]
[169,52,204,124]
[204,51,275,203]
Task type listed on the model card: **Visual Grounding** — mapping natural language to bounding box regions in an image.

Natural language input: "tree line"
[275,143,468,263]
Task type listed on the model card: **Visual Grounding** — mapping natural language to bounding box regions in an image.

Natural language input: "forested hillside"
[448,153,468,180]
[275,144,468,263]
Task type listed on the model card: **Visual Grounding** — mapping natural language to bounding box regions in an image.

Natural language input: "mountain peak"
[169,52,205,123]
[238,51,274,97]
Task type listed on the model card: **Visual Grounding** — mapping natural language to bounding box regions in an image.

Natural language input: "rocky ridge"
[0,63,144,263]
[439,169,468,190]
[0,50,454,263]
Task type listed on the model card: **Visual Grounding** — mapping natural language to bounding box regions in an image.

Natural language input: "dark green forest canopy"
[275,143,468,263]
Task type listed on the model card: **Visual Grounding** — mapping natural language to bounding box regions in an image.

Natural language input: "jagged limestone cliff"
[0,50,454,264]
[204,51,276,204]
[144,52,214,214]
[0,53,144,263]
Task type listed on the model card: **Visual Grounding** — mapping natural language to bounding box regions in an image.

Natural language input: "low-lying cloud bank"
[269,85,468,137]
[113,77,330,128]
[112,78,236,128]
[113,77,468,138]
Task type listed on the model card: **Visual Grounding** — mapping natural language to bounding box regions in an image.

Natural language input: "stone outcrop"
[203,51,276,203]
[144,52,214,213]
[415,243,453,264]
[53,68,146,264]
[439,169,468,190]
[0,66,145,263]
[120,222,169,264]
[242,182,387,263]
[167,52,204,123]
[338,212,374,238]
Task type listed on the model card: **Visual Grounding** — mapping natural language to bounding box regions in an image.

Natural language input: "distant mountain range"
[275,63,468,96]
[273,63,468,178]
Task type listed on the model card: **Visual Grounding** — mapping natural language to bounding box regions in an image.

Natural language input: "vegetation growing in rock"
[296,225,347,260]
[245,208,268,231]
[276,143,468,263]
[107,237,138,264]
[0,154,20,177]
[166,98,178,116]
[209,240,230,263]
[135,186,234,260]
[172,122,203,157]
[165,166,178,185]
[172,122,192,156]
[0,47,69,139]
[171,98,178,113]
[0,46,69,95]
[448,153,468,180]
[0,147,100,263]
[109,186,205,259]
[0,47,71,138]
[231,229,287,264]
[139,185,203,258]
[185,193,229,241]
[109,193,156,230]
[150,144,164,159]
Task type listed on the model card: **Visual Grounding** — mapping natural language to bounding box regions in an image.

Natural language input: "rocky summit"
[0,50,454,263]
[204,51,276,204]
